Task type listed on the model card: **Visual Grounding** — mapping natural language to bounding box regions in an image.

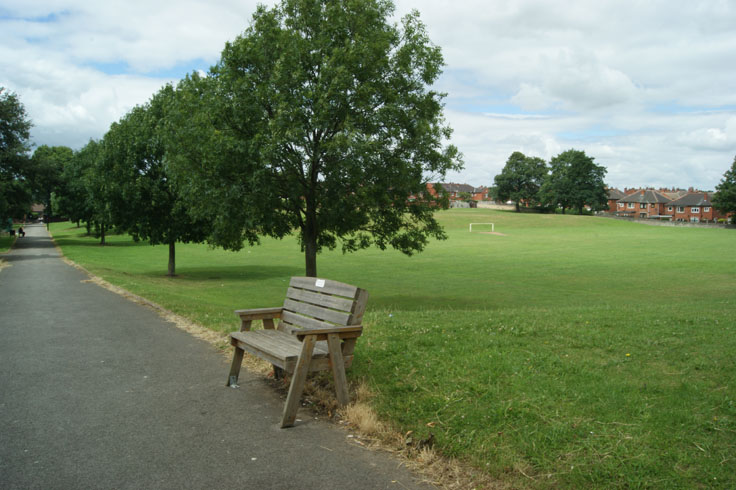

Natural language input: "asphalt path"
[0,223,431,489]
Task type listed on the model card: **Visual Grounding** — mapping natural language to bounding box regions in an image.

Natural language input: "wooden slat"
[283,298,351,325]
[285,287,354,312]
[281,310,334,332]
[231,331,295,361]
[231,330,328,361]
[293,325,363,337]
[347,288,370,325]
[233,339,290,372]
[235,307,283,321]
[289,277,358,298]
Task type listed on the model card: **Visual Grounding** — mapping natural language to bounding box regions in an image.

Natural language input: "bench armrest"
[293,325,363,339]
[234,307,283,321]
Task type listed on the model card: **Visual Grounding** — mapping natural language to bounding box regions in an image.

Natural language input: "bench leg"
[281,335,316,428]
[227,346,244,386]
[327,334,350,407]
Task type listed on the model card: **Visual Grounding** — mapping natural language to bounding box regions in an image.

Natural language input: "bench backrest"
[278,277,369,335]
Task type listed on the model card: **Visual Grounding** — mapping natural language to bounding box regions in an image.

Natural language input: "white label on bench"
[315,279,325,288]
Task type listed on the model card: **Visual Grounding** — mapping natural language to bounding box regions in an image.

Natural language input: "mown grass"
[50,211,736,488]
[0,231,17,252]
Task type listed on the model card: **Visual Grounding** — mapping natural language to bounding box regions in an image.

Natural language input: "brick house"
[606,189,626,213]
[427,183,489,201]
[666,192,725,223]
[615,189,672,218]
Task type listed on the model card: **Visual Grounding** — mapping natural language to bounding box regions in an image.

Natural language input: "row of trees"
[0,88,75,227]
[492,149,608,214]
[5,0,462,277]
[492,149,736,220]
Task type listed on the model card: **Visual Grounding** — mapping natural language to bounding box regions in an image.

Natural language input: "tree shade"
[493,151,548,212]
[0,87,33,221]
[166,0,462,277]
[541,149,608,215]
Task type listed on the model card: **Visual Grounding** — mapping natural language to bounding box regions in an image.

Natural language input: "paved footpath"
[0,224,431,489]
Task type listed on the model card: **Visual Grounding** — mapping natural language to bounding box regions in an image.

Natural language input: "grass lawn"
[1,229,18,252]
[50,211,736,488]
[0,235,13,253]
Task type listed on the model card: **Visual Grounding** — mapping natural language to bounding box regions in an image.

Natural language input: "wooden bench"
[227,276,369,428]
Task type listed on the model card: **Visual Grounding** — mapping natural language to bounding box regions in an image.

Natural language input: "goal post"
[469,223,494,233]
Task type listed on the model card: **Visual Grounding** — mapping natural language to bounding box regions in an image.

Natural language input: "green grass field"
[0,235,13,253]
[50,210,736,488]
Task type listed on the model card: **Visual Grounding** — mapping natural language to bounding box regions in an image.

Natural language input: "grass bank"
[1,233,16,253]
[51,211,736,488]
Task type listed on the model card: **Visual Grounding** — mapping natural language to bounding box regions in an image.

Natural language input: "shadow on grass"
[54,238,141,247]
[140,264,302,282]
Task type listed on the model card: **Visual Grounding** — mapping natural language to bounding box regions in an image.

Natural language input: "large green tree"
[493,151,548,212]
[541,149,608,215]
[713,156,736,223]
[167,0,461,277]
[53,143,96,229]
[30,145,73,225]
[103,87,208,276]
[0,87,33,221]
[75,139,115,244]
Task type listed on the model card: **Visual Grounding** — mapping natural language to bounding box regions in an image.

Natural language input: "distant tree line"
[1,0,463,277]
[492,149,610,215]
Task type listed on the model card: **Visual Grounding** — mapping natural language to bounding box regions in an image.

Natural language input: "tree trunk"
[100,224,106,246]
[303,203,318,278]
[515,201,521,212]
[168,241,176,277]
[304,240,317,277]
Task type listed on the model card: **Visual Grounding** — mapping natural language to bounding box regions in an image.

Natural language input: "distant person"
[18,227,25,237]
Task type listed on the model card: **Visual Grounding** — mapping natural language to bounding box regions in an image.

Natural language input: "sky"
[1,0,735,191]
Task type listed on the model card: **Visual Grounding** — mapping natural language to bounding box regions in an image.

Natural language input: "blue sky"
[1,0,735,190]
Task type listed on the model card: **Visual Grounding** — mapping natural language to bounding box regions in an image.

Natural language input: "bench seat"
[231,329,354,374]
[227,277,369,428]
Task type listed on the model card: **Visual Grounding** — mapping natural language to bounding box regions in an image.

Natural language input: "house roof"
[667,192,713,207]
[617,189,671,204]
[434,183,476,194]
[662,190,688,200]
[607,188,626,200]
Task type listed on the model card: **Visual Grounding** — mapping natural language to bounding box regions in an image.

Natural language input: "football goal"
[469,222,494,233]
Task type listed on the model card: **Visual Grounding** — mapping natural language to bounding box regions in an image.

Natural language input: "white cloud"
[1,0,735,190]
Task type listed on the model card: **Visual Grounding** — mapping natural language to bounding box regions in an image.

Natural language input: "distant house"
[606,189,626,213]
[666,192,725,223]
[427,183,489,201]
[615,189,672,219]
[471,186,489,201]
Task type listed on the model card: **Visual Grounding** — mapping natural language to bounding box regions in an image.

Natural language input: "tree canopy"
[713,156,736,223]
[30,145,73,225]
[540,149,608,214]
[101,87,208,275]
[0,87,33,221]
[493,151,548,212]
[167,0,462,276]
